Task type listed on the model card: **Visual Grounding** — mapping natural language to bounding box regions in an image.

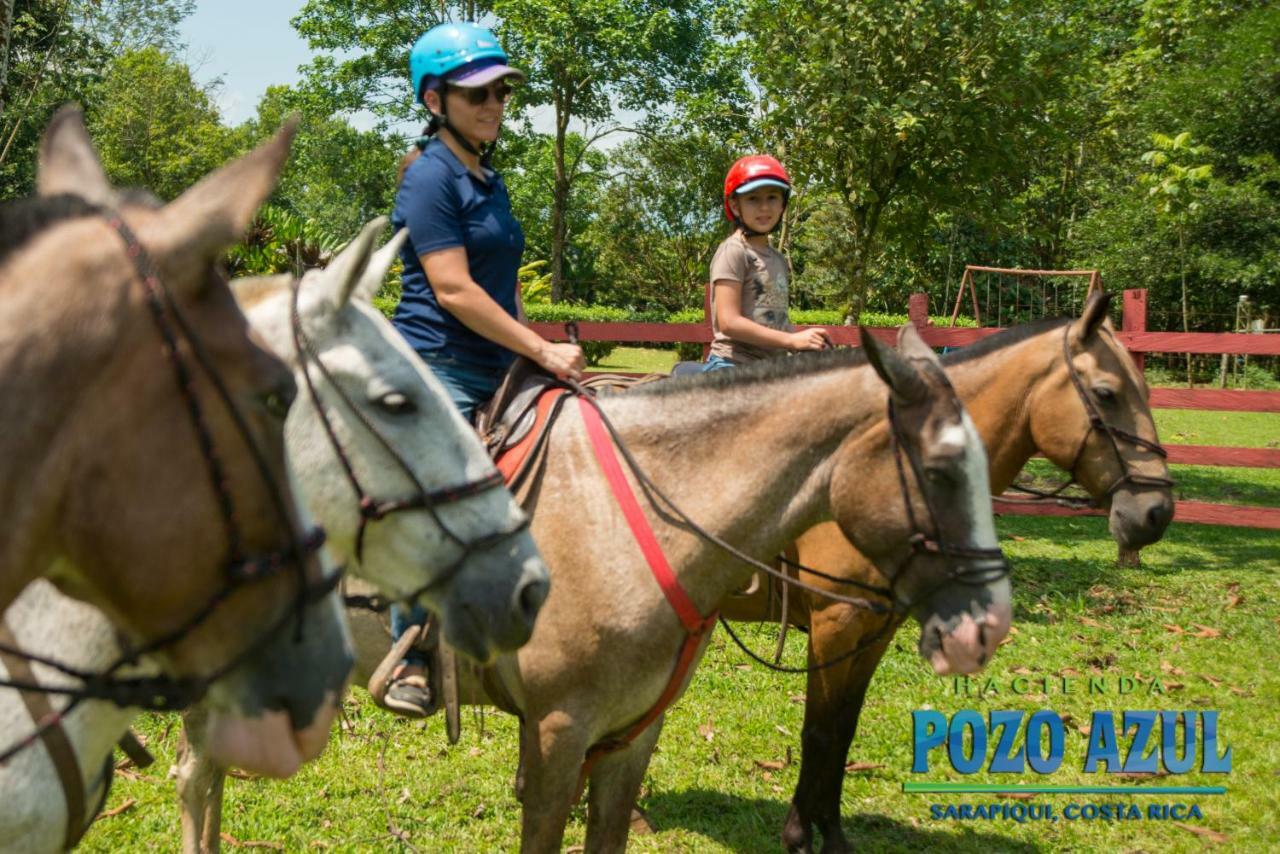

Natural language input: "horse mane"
[0,194,103,266]
[0,190,163,268]
[940,316,1072,365]
[628,346,871,398]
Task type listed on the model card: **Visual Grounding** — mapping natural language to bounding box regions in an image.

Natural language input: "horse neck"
[944,330,1064,494]
[585,363,886,613]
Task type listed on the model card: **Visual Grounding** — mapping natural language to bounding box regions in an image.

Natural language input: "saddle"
[473,358,667,504]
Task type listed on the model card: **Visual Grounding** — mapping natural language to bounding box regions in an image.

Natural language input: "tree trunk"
[0,0,16,121]
[1179,224,1192,387]
[549,89,570,304]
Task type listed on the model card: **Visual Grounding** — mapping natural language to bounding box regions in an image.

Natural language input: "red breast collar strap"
[575,396,718,797]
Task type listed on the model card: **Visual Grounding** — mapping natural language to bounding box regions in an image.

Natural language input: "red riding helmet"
[723,155,792,221]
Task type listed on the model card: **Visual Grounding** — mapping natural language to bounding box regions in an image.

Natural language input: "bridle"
[718,386,1010,674]
[564,368,1011,675]
[286,280,527,614]
[0,209,342,763]
[1002,324,1173,508]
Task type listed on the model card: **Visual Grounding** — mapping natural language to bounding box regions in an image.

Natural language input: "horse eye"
[925,466,954,487]
[1093,387,1116,403]
[377,392,417,416]
[262,384,294,419]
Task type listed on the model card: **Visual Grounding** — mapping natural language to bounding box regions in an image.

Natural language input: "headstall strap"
[0,210,340,776]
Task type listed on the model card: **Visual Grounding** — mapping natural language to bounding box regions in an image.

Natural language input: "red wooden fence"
[530,287,1280,532]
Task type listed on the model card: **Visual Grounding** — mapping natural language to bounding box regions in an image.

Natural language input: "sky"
[177,2,587,140]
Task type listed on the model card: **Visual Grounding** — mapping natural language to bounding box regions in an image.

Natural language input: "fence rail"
[534,287,1280,533]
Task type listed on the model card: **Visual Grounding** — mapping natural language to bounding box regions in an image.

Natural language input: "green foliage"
[225,203,344,278]
[582,130,734,312]
[73,0,195,52]
[747,0,1067,320]
[0,0,111,198]
[85,47,240,201]
[518,259,551,304]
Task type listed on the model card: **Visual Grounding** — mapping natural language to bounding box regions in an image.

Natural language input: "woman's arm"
[424,247,584,378]
[713,279,829,351]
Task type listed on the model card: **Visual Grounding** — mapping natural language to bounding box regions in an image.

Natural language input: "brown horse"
[725,294,1175,853]
[0,109,351,777]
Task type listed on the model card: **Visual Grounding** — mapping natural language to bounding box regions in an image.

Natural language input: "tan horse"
[230,325,1007,854]
[0,109,351,777]
[728,294,1175,854]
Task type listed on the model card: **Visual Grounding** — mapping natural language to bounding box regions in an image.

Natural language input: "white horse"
[0,221,550,852]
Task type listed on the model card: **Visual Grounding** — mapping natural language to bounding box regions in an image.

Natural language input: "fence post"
[908,292,931,332]
[1122,289,1147,374]
[1119,288,1148,569]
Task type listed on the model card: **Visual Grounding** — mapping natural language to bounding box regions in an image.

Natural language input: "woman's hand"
[534,341,586,380]
[788,328,831,351]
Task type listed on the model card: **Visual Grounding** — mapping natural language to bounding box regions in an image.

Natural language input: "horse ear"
[895,323,941,367]
[150,117,298,288]
[37,106,115,205]
[354,227,408,304]
[862,327,927,403]
[320,217,386,311]
[1072,290,1113,343]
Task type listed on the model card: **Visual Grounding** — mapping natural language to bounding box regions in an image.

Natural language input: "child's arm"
[713,279,830,351]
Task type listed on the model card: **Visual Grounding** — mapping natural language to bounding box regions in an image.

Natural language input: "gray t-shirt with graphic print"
[708,232,792,362]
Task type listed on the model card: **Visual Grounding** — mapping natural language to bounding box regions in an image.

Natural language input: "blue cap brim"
[735,178,790,195]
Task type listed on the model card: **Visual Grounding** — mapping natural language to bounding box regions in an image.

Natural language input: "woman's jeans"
[390,353,507,667]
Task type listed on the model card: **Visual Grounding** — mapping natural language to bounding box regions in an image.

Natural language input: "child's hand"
[788,328,831,351]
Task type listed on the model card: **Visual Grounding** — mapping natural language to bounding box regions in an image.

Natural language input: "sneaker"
[384,673,432,718]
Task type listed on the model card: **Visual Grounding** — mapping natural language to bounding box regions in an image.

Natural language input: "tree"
[86,47,238,200]
[494,0,731,301]
[582,130,734,311]
[1141,131,1212,385]
[0,0,108,198]
[290,2,486,121]
[73,0,194,52]
[747,0,1066,321]
[246,84,401,242]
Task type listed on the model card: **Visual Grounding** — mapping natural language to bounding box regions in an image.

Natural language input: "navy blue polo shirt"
[391,138,525,371]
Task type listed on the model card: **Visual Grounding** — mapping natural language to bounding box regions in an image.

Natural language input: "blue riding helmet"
[410,22,525,102]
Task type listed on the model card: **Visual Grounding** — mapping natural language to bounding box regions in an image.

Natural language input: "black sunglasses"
[449,82,514,107]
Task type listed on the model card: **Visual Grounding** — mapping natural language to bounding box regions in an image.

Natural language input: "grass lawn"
[82,533,1278,852]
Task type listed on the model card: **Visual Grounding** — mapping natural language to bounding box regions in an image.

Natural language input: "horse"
[726,293,1175,854]
[0,107,350,780]
[0,221,550,852]
[177,324,1015,853]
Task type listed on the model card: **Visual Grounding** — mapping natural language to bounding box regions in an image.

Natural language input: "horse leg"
[584,718,663,854]
[517,710,590,854]
[783,607,894,854]
[174,706,226,854]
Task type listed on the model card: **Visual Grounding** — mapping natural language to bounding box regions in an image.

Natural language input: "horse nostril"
[1147,502,1172,529]
[516,577,549,626]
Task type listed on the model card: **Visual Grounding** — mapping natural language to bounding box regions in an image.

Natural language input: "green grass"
[586,345,680,375]
[82,516,1278,853]
[1156,409,1280,449]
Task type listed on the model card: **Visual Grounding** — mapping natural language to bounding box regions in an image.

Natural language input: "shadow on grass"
[644,788,1042,853]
